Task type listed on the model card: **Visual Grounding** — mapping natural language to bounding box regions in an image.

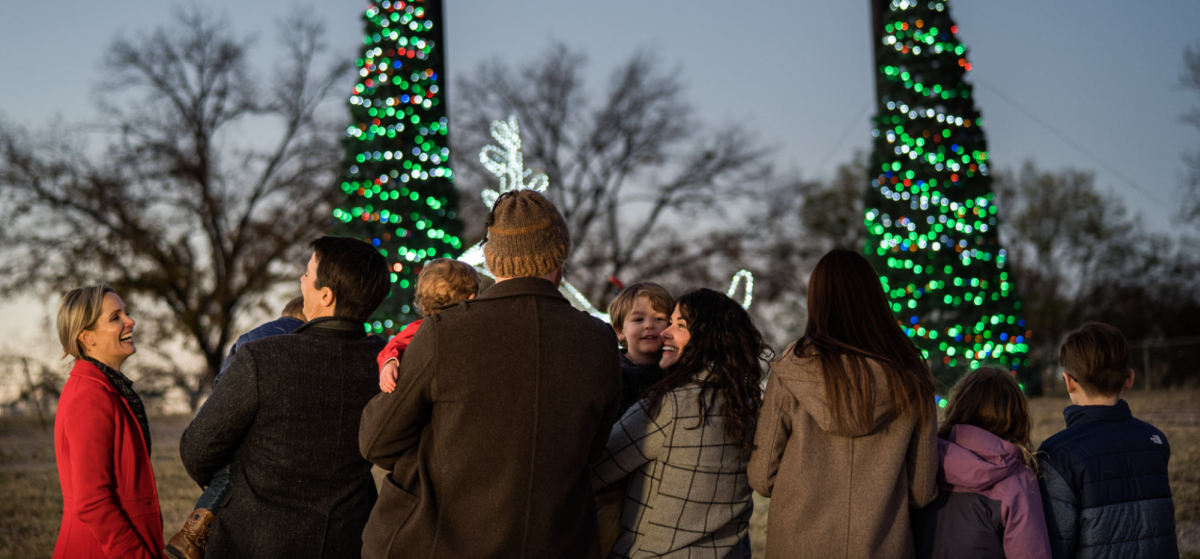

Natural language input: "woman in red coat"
[54,285,163,559]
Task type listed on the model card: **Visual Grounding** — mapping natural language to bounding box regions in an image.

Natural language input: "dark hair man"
[181,236,391,559]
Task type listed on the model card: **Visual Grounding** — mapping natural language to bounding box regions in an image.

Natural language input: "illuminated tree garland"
[333,0,463,335]
[864,0,1030,391]
[462,116,756,323]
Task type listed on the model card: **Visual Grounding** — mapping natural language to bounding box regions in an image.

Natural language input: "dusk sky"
[1,0,1198,362]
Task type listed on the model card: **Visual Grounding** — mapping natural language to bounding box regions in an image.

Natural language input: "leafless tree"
[1181,41,1200,226]
[733,155,867,345]
[991,162,1185,373]
[451,44,773,307]
[0,8,352,401]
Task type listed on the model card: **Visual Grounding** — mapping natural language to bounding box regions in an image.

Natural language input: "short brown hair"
[608,282,675,344]
[310,236,391,323]
[57,285,117,360]
[1059,322,1130,397]
[940,366,1035,470]
[282,296,305,321]
[415,259,480,316]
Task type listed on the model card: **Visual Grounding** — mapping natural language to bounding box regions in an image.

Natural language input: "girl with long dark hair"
[749,249,938,559]
[591,288,771,558]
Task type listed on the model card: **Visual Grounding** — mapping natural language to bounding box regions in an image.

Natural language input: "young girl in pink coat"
[912,367,1052,559]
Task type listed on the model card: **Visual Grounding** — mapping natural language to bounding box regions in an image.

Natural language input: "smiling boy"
[607,282,675,415]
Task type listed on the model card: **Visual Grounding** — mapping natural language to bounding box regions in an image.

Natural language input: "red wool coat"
[54,359,163,559]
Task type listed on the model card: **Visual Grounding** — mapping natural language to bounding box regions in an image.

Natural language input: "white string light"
[727,269,754,310]
[461,115,754,323]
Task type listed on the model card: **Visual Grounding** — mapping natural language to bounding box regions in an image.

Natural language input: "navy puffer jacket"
[1036,400,1178,559]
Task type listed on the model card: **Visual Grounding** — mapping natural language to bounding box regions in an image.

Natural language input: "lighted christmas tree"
[333,0,463,334]
[864,0,1031,391]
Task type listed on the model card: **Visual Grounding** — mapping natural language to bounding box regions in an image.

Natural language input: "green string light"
[864,0,1030,389]
[333,0,462,334]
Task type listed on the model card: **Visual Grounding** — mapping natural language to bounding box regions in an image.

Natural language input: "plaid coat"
[591,377,753,559]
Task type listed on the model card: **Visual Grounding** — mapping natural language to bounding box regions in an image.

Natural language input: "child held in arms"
[378,258,480,393]
[607,282,675,415]
[167,296,306,559]
[1037,322,1178,559]
[594,282,674,553]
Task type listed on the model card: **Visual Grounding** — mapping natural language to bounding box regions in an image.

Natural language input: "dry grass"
[0,415,199,559]
[0,391,1196,558]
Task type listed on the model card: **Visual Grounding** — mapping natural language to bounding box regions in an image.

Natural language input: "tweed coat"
[53,359,163,559]
[359,277,622,559]
[591,376,754,559]
[748,347,939,559]
[180,317,386,559]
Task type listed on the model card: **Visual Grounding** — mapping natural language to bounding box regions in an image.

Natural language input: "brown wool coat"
[359,277,622,559]
[748,347,938,559]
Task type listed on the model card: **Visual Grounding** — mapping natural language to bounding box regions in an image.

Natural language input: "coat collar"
[1063,399,1133,428]
[477,277,569,304]
[70,358,118,390]
[293,316,370,339]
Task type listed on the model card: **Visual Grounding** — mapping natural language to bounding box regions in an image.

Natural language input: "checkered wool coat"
[590,377,753,559]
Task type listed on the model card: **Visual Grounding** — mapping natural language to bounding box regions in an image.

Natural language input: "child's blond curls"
[415,259,481,316]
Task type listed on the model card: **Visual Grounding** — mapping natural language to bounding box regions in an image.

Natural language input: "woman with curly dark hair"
[591,288,771,558]
[749,249,938,559]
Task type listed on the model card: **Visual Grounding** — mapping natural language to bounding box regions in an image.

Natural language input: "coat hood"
[791,355,899,438]
[937,424,1023,491]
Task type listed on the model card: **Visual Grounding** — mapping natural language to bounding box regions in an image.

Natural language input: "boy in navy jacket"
[1037,322,1178,559]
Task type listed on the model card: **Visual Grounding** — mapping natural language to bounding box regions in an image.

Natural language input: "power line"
[817,101,872,176]
[973,78,1173,210]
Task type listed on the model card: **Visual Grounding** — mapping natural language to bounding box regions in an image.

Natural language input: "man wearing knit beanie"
[484,190,572,282]
[360,190,622,559]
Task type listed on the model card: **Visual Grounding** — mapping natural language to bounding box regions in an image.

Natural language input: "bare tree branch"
[0,8,351,398]
[452,43,773,306]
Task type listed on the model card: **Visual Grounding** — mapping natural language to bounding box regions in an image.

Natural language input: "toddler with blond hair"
[377,258,480,392]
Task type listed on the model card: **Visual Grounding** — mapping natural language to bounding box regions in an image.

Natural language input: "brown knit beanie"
[484,190,571,278]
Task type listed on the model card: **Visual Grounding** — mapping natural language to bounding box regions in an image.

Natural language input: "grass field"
[1,390,1196,558]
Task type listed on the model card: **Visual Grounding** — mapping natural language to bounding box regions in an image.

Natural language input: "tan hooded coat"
[748,347,938,559]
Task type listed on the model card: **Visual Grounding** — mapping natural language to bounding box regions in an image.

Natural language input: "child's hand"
[379,360,399,393]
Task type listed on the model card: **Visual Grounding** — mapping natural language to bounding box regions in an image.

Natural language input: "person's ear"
[1123,368,1136,392]
[319,285,335,308]
[78,330,94,349]
[614,325,627,345]
[1062,371,1077,394]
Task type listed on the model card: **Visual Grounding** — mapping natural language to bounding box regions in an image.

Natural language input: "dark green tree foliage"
[864,0,1030,390]
[333,0,463,333]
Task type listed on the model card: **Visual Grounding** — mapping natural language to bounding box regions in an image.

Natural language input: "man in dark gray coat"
[359,190,622,559]
[181,236,391,559]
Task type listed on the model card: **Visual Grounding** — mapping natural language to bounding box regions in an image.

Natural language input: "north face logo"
[1151,435,1163,445]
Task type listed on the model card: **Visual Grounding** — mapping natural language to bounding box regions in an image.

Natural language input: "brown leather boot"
[165,508,215,559]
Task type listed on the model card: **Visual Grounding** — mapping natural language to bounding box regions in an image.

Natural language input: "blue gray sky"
[2,0,1199,222]
[1,1,1198,363]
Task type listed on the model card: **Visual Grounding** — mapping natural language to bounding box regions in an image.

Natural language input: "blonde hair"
[57,285,116,360]
[608,282,675,345]
[415,259,481,316]
[940,366,1037,471]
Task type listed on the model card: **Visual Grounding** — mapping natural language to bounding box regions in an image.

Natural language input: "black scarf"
[84,357,152,454]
